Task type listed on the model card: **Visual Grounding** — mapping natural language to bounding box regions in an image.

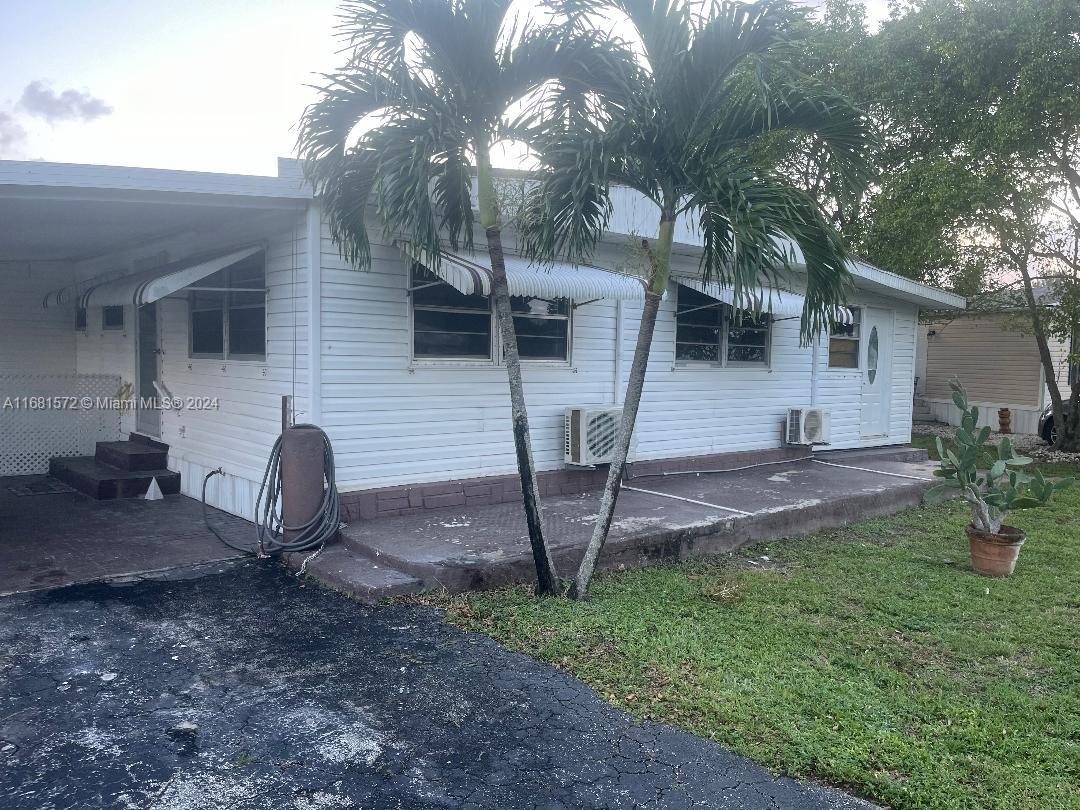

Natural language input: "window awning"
[43,245,263,309]
[411,247,649,301]
[676,278,854,325]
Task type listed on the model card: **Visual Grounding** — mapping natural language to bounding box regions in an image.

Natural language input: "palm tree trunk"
[477,148,560,595]
[571,216,675,600]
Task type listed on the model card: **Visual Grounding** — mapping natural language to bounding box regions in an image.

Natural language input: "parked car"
[1039,403,1074,444]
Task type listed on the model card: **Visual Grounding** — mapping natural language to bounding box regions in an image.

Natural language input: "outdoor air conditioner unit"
[564,406,632,466]
[785,408,831,446]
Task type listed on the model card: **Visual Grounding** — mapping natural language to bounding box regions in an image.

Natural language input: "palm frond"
[520,130,615,262]
[365,104,473,266]
[311,149,380,268]
[499,23,640,136]
[689,167,852,343]
[297,69,409,163]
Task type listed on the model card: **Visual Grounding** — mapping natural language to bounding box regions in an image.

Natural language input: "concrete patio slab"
[302,447,936,597]
[0,475,253,595]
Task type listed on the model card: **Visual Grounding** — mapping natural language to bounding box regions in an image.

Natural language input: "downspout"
[810,330,820,408]
[612,300,623,404]
[306,200,322,425]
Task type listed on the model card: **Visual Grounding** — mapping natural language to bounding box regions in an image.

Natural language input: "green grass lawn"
[430,493,1080,809]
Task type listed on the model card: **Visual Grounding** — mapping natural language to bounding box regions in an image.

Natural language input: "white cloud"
[18,81,113,123]
[0,111,27,156]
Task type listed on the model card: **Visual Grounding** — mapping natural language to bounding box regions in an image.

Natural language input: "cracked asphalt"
[0,561,874,809]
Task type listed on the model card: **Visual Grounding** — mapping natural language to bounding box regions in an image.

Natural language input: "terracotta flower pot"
[966,524,1026,577]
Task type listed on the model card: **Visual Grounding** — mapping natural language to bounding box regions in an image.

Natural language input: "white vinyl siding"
[0,261,77,374]
[67,214,310,519]
[320,234,920,494]
[159,224,309,517]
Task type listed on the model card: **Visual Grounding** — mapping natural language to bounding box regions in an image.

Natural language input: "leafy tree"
[785,0,1080,449]
[297,0,633,594]
[523,0,872,598]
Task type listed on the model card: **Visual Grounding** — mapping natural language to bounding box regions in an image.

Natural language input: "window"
[189,251,266,360]
[411,265,492,359]
[675,285,723,362]
[828,308,861,369]
[511,297,571,360]
[75,307,87,331]
[410,264,571,362]
[674,284,770,366]
[102,305,125,331]
[726,310,770,364]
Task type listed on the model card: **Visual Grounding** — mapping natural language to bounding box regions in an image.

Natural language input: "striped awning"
[675,278,854,324]
[43,245,262,309]
[412,247,649,301]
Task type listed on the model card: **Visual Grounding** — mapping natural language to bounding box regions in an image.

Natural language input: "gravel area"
[912,422,1080,466]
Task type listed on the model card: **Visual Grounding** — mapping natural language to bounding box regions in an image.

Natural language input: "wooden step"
[95,441,168,471]
[49,457,181,500]
[128,432,170,452]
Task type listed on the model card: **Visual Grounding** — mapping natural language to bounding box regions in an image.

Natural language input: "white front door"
[860,307,893,438]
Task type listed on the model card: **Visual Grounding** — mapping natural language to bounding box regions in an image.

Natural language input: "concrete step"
[339,526,442,586]
[288,544,425,604]
[48,457,181,500]
[95,440,169,471]
[816,445,929,465]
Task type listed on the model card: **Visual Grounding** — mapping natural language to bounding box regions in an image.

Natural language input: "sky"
[0,0,891,177]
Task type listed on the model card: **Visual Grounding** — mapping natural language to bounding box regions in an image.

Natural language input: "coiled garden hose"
[255,424,341,556]
[201,425,341,563]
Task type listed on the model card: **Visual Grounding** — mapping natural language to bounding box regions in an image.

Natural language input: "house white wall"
[0,163,935,521]
[316,227,919,496]
[75,305,138,435]
[63,210,311,519]
[158,221,309,518]
[0,262,77,375]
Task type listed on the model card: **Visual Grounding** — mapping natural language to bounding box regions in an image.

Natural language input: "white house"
[0,158,965,519]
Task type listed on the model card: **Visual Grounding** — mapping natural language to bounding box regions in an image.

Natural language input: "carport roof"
[0,158,310,263]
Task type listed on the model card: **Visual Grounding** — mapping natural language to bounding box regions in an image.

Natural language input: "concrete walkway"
[302,447,936,599]
[0,562,874,809]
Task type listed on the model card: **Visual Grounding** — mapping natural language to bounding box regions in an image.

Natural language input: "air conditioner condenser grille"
[586,411,618,459]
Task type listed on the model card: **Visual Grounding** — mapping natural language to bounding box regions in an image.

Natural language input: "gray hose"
[202,468,256,554]
[202,425,341,558]
[255,424,341,556]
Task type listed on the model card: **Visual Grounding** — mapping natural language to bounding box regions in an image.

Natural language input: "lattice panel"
[0,374,123,476]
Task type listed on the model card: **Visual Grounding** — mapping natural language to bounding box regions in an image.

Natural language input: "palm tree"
[521,0,874,598]
[297,0,632,595]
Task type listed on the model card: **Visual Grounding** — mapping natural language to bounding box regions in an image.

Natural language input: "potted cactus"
[928,380,1073,576]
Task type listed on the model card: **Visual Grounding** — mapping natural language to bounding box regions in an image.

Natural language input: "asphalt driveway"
[0,562,872,809]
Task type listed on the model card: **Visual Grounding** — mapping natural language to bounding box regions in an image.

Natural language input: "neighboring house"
[917,304,1075,436]
[0,159,964,520]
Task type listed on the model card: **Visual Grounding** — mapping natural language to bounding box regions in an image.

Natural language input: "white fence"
[0,374,123,476]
